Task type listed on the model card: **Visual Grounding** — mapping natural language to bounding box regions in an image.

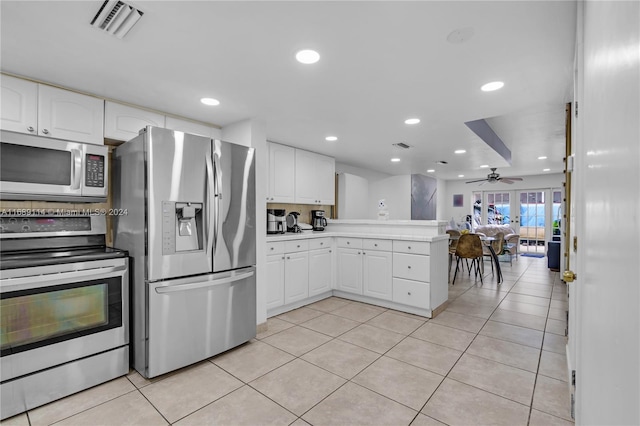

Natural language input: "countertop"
[266,230,449,242]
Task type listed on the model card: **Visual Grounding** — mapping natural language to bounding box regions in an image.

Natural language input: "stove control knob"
[22,225,30,232]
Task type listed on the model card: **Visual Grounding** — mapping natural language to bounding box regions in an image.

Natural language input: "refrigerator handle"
[206,155,215,257]
[213,152,222,246]
[155,270,254,294]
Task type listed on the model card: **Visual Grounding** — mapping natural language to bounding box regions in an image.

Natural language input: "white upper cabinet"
[1,75,38,134]
[165,116,219,139]
[1,77,104,145]
[294,149,335,205]
[267,142,296,203]
[104,101,165,141]
[37,85,104,145]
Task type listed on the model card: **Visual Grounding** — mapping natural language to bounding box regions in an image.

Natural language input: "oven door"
[0,258,128,382]
[0,130,108,202]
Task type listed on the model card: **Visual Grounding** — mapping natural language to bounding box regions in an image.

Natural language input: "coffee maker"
[311,210,328,231]
[267,209,286,234]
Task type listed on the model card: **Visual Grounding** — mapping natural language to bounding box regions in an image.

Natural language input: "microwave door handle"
[71,149,82,190]
[155,270,254,294]
[205,155,215,257]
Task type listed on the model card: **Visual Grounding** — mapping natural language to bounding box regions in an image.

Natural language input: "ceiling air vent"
[91,0,143,39]
[392,142,412,149]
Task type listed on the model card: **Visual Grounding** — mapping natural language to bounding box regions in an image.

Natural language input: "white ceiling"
[0,1,576,181]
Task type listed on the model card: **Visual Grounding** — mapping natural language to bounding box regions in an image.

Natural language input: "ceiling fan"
[465,168,524,185]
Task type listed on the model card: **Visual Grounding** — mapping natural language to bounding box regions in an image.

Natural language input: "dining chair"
[446,230,461,280]
[483,232,504,275]
[503,234,520,265]
[452,233,484,285]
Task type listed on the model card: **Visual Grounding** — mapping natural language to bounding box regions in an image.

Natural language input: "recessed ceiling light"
[296,49,320,64]
[543,168,551,172]
[458,174,465,178]
[427,169,435,173]
[200,98,220,106]
[481,81,504,92]
[325,136,338,142]
[404,118,420,125]
[391,158,401,162]
[538,156,547,160]
[480,164,489,168]
[454,149,466,154]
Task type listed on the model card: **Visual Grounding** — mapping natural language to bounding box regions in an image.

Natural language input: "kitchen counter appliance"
[113,126,256,378]
[0,130,108,202]
[286,212,301,233]
[267,209,286,234]
[0,215,129,420]
[311,210,328,231]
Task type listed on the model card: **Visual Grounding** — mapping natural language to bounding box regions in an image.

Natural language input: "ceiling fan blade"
[500,176,523,181]
[465,179,488,184]
[499,179,516,184]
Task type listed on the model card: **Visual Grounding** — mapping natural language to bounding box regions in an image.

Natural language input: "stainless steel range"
[0,215,129,420]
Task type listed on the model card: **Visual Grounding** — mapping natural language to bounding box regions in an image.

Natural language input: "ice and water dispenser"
[162,201,204,254]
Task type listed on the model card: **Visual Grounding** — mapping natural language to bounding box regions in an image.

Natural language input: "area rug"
[521,253,546,258]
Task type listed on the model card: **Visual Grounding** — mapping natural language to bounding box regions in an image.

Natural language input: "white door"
[104,101,165,141]
[0,75,38,134]
[294,149,317,204]
[362,250,392,300]
[573,1,639,423]
[517,190,549,253]
[38,85,104,145]
[309,248,333,296]
[265,254,285,311]
[336,247,362,294]
[267,142,295,203]
[284,251,309,304]
[316,153,336,205]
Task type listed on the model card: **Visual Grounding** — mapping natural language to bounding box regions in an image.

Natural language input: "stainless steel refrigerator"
[113,126,256,378]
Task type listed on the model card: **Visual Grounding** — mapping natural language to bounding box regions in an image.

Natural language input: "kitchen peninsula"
[266,219,449,319]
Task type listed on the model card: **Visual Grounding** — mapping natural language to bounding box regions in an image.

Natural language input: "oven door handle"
[155,270,254,294]
[1,265,128,292]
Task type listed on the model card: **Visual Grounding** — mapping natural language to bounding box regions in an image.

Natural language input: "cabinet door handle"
[408,246,411,250]
[374,243,378,247]
[297,244,300,248]
[407,292,412,296]
[347,241,350,244]
[42,129,49,135]
[407,265,412,269]
[287,256,290,259]
[320,242,324,245]
[282,256,285,260]
[27,126,35,132]
[329,250,332,253]
[363,251,366,255]
[358,251,361,255]
[270,247,274,250]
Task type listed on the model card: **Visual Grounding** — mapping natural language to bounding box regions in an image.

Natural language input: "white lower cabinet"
[393,278,430,308]
[363,250,393,300]
[309,247,333,296]
[284,251,309,304]
[337,238,392,299]
[337,247,363,294]
[266,253,285,310]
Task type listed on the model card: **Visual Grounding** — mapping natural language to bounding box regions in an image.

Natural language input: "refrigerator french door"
[113,126,256,378]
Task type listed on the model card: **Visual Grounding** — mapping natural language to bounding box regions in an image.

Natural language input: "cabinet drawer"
[309,238,332,251]
[393,240,430,255]
[266,241,285,255]
[285,239,309,253]
[393,278,430,308]
[362,239,392,252]
[336,237,362,249]
[393,253,430,281]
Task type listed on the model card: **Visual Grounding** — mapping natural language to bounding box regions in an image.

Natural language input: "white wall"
[369,175,411,220]
[442,173,564,222]
[222,119,268,326]
[335,162,391,182]
[337,173,370,219]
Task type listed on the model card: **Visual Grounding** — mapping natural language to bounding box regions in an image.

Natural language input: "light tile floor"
[4,257,574,425]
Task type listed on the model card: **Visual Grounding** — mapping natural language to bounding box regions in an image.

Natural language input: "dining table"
[448,234,503,284]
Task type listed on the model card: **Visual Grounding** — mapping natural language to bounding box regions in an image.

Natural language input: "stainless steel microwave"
[0,130,108,202]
